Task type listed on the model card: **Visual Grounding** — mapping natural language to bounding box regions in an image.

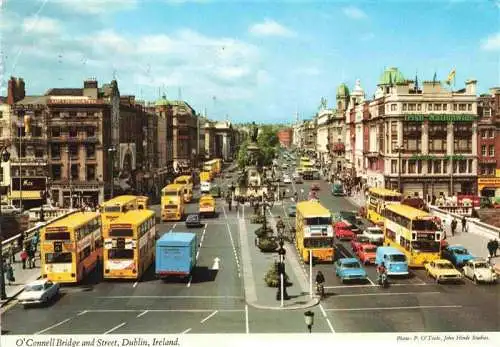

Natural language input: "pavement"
[0,252,41,308]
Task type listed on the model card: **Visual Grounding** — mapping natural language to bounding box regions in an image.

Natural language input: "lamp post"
[108,146,117,199]
[276,221,289,305]
[394,145,404,193]
[65,147,73,209]
[0,146,12,300]
[304,311,315,333]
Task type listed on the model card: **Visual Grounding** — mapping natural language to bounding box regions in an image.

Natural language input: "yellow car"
[425,259,463,284]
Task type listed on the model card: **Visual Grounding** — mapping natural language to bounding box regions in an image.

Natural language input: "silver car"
[18,279,60,307]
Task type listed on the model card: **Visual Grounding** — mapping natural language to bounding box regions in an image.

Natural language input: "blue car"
[335,258,368,283]
[441,245,475,268]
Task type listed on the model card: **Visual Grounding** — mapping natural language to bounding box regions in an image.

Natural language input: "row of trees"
[237,125,281,169]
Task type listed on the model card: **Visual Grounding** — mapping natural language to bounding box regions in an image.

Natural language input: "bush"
[264,261,291,287]
[255,226,273,238]
[250,215,264,224]
[257,237,278,252]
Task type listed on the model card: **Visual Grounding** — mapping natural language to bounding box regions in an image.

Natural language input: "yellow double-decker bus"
[137,196,149,209]
[41,212,102,283]
[366,187,402,225]
[161,184,185,221]
[383,204,442,267]
[203,159,222,178]
[174,175,194,203]
[103,209,156,280]
[295,200,334,263]
[101,195,139,227]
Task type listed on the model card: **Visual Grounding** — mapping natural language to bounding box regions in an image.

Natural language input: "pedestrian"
[9,245,15,264]
[27,247,35,269]
[493,239,499,257]
[6,263,15,285]
[487,239,495,259]
[451,218,457,237]
[461,216,467,233]
[282,190,286,200]
[20,248,28,269]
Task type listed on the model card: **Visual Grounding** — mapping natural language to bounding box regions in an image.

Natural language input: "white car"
[0,204,21,215]
[283,176,292,184]
[362,227,384,244]
[462,258,497,284]
[18,279,60,307]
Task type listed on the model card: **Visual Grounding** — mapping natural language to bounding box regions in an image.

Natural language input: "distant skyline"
[1,0,499,123]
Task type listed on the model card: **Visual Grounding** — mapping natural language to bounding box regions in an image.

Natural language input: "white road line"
[181,328,192,334]
[136,310,148,318]
[412,276,427,285]
[77,310,87,316]
[133,281,138,288]
[172,223,177,229]
[242,204,245,219]
[366,277,376,286]
[324,283,428,289]
[200,310,218,323]
[35,318,72,335]
[223,205,228,219]
[324,305,462,312]
[332,291,440,297]
[186,276,192,288]
[245,304,249,334]
[98,295,244,299]
[86,309,245,313]
[319,304,335,333]
[103,322,126,335]
[224,206,241,278]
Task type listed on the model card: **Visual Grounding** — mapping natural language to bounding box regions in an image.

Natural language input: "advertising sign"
[11,177,47,191]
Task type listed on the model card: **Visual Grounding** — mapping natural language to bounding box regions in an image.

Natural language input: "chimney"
[465,80,477,96]
[7,76,26,105]
[83,78,98,99]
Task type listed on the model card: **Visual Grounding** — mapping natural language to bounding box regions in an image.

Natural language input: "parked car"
[351,235,371,253]
[441,245,475,268]
[334,221,356,240]
[462,258,497,284]
[0,203,21,215]
[356,244,378,265]
[424,259,463,283]
[283,176,292,184]
[18,279,60,307]
[311,183,320,191]
[185,214,203,228]
[363,227,384,245]
[335,258,368,283]
[287,204,297,217]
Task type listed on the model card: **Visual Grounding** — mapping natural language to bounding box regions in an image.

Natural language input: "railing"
[428,205,499,239]
[1,209,77,257]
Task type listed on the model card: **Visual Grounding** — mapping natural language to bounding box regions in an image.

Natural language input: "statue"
[250,121,258,143]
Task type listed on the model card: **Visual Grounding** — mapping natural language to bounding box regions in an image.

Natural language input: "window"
[0,167,3,182]
[408,104,416,111]
[453,104,458,111]
[489,130,495,138]
[443,159,448,174]
[401,160,407,174]
[434,160,441,174]
[408,160,416,174]
[483,108,491,117]
[0,111,3,118]
[87,127,95,137]
[428,104,433,111]
[86,144,96,158]
[402,104,407,111]
[459,104,466,111]
[468,159,473,173]
[468,104,472,111]
[482,130,487,139]
[86,165,96,180]
[0,127,3,137]
[429,138,447,152]
[35,148,44,158]
[69,144,78,159]
[69,127,77,137]
[391,104,397,111]
[482,145,486,156]
[417,104,422,111]
[32,126,42,137]
[51,165,62,180]
[459,160,467,173]
[443,104,447,111]
[51,127,61,137]
[391,160,397,174]
[489,145,495,157]
[71,164,79,180]
[51,144,60,159]
[403,138,421,152]
[427,160,432,174]
[434,104,442,111]
[454,138,472,153]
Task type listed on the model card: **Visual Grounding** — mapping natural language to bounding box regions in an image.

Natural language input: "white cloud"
[481,32,500,51]
[51,0,138,14]
[249,19,295,37]
[342,6,367,20]
[22,16,61,35]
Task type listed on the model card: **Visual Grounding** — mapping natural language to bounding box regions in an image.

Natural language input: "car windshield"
[188,215,198,221]
[475,263,488,269]
[368,229,383,234]
[389,254,406,262]
[25,284,44,292]
[289,206,296,210]
[364,247,377,253]
[453,248,469,255]
[437,263,454,269]
[343,262,360,269]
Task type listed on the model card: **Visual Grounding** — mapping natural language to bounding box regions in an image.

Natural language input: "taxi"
[424,259,463,284]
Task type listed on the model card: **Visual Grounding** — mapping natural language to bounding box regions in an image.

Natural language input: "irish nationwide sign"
[404,114,476,122]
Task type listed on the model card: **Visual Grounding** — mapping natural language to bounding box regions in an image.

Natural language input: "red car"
[311,183,320,191]
[351,235,371,253]
[356,244,378,265]
[334,221,355,240]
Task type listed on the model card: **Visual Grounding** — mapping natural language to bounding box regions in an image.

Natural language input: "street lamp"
[65,147,73,209]
[394,145,404,193]
[276,222,289,305]
[0,146,12,300]
[304,311,315,333]
[108,146,117,199]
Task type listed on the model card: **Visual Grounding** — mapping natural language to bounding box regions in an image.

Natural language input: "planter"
[257,237,278,252]
[250,215,265,224]
[255,226,273,238]
[264,261,291,287]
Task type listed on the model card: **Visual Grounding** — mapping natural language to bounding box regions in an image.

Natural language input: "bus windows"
[45,232,71,241]
[104,206,122,213]
[411,240,440,252]
[412,220,437,231]
[108,249,134,259]
[389,254,406,262]
[304,238,333,248]
[109,228,134,237]
[305,217,331,225]
[45,252,72,264]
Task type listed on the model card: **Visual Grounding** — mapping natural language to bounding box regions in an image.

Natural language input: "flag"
[415,73,419,91]
[432,72,437,86]
[446,68,456,86]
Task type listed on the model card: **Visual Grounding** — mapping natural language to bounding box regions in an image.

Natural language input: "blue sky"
[1,0,499,124]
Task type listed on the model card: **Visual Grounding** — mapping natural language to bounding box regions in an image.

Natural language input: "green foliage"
[264,261,290,287]
[258,237,278,252]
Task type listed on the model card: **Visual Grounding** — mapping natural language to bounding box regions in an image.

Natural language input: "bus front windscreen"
[412,220,438,231]
[163,191,178,197]
[305,217,331,225]
[176,180,187,185]
[411,240,440,252]
[303,237,333,248]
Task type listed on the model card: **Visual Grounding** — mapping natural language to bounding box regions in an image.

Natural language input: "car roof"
[468,258,486,264]
[448,245,466,250]
[339,258,360,264]
[335,221,349,227]
[433,259,453,264]
[28,279,50,286]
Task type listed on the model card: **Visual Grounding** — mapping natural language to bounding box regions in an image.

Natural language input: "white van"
[200,181,211,194]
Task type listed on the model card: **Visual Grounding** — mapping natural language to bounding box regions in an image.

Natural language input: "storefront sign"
[478,177,500,188]
[48,97,103,105]
[410,154,465,161]
[11,177,47,191]
[404,114,475,122]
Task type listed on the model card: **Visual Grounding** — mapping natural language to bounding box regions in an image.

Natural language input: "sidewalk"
[238,213,318,310]
[345,191,365,208]
[0,252,41,307]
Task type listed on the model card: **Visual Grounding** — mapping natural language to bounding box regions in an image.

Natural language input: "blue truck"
[155,231,198,279]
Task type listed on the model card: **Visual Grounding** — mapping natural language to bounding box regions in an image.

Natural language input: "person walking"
[487,239,495,259]
[493,239,499,257]
[20,248,28,269]
[451,218,457,237]
[461,216,467,233]
[6,263,15,285]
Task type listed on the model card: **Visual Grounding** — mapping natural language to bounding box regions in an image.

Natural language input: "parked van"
[375,246,409,276]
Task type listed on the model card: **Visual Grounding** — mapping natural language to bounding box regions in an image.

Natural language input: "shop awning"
[8,191,42,200]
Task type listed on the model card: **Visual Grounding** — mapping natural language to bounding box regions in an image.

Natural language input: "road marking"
[242,204,245,219]
[332,291,440,297]
[186,276,192,288]
[223,205,241,278]
[35,318,72,335]
[85,309,245,313]
[319,304,336,333]
[98,295,244,299]
[136,310,148,318]
[245,304,249,334]
[200,310,218,323]
[324,305,462,312]
[77,310,87,316]
[133,281,138,288]
[324,283,428,289]
[366,277,376,286]
[412,276,427,285]
[173,223,177,229]
[181,328,192,334]
[103,322,126,335]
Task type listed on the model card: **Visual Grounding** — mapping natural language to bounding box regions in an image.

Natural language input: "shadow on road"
[190,266,218,283]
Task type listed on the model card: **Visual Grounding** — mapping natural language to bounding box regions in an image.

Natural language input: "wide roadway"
[279,170,499,332]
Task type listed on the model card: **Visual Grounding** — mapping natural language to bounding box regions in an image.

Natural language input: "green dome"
[155,94,170,106]
[336,83,350,98]
[379,67,405,85]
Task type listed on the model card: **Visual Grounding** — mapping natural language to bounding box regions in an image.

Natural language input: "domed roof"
[336,83,350,98]
[352,79,364,95]
[379,67,405,85]
[155,94,170,106]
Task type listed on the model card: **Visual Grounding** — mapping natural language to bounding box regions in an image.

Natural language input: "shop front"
[9,177,46,210]
[478,176,500,198]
